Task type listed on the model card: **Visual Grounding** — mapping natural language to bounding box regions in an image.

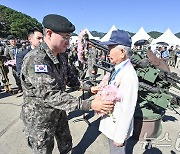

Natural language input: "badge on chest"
[34,65,48,73]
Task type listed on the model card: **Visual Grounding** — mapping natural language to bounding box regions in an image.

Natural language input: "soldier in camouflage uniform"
[20,14,114,154]
[87,43,98,84]
[4,35,23,92]
[0,43,12,92]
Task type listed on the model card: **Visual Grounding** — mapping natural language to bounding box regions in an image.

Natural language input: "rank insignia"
[34,65,48,73]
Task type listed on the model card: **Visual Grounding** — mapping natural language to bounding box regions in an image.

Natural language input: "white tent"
[132,27,151,46]
[100,25,117,42]
[70,36,78,45]
[151,28,180,46]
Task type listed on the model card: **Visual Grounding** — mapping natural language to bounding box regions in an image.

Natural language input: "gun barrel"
[166,72,180,84]
[86,38,109,53]
[85,38,114,72]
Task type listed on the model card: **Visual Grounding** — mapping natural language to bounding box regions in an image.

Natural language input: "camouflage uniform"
[87,47,98,83]
[4,44,23,90]
[0,44,10,91]
[20,42,91,154]
[68,48,79,77]
[168,49,175,67]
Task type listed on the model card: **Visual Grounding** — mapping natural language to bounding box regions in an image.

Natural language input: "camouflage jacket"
[4,44,23,60]
[21,42,91,113]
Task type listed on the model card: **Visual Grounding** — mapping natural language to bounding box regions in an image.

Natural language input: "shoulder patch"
[34,65,48,73]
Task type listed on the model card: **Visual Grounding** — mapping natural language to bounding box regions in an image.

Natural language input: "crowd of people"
[0,28,43,93]
[152,45,180,67]
[133,43,180,68]
[1,28,179,95]
[0,30,101,94]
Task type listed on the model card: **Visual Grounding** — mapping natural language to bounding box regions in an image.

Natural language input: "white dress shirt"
[99,59,139,144]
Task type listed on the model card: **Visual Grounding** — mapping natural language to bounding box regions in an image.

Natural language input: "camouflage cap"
[42,14,75,33]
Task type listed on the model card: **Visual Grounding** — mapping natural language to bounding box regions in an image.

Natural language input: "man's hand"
[80,81,91,91]
[91,96,114,114]
[91,86,100,94]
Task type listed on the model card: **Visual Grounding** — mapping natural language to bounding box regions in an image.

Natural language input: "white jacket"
[99,60,139,144]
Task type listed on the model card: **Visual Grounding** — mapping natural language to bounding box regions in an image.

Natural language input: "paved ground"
[0,67,179,154]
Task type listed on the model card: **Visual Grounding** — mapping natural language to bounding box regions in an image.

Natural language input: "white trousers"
[108,139,126,154]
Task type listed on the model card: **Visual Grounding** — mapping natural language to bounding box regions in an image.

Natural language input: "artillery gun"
[131,51,180,140]
[85,38,180,140]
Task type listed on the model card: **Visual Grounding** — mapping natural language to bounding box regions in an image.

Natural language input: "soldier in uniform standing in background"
[0,42,12,92]
[20,14,114,154]
[4,35,23,93]
[87,42,98,84]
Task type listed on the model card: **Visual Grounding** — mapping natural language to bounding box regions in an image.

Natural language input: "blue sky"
[1,0,180,34]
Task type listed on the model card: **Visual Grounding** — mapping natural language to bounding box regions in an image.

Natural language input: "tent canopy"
[151,28,180,46]
[100,25,117,42]
[132,27,151,46]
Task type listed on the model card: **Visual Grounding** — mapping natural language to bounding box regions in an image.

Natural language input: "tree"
[0,5,42,39]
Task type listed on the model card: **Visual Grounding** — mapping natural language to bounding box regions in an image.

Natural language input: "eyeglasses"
[53,31,71,41]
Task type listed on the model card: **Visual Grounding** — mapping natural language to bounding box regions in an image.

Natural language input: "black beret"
[42,14,75,33]
[7,35,16,40]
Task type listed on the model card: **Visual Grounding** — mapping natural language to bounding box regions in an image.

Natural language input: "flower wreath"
[77,30,89,64]
[96,73,122,116]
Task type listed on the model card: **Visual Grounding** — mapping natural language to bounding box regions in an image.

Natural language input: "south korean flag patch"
[34,65,48,73]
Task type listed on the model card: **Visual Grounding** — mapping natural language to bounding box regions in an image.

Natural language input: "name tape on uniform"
[34,65,48,73]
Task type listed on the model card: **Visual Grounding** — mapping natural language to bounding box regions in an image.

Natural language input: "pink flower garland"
[77,30,89,64]
[96,73,121,116]
[4,59,16,66]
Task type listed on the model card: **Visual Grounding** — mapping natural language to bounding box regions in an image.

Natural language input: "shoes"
[18,89,23,93]
[4,85,14,94]
[17,85,23,93]
[4,85,9,92]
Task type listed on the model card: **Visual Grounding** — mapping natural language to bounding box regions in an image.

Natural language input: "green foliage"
[0,5,42,39]
[148,31,162,39]
[129,32,135,37]
[175,32,180,39]
[90,31,106,38]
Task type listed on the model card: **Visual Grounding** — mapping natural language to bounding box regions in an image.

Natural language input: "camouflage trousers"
[12,66,22,90]
[0,64,9,86]
[21,104,72,154]
[87,59,97,83]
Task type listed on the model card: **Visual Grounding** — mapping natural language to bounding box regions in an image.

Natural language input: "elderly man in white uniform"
[92,29,139,154]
